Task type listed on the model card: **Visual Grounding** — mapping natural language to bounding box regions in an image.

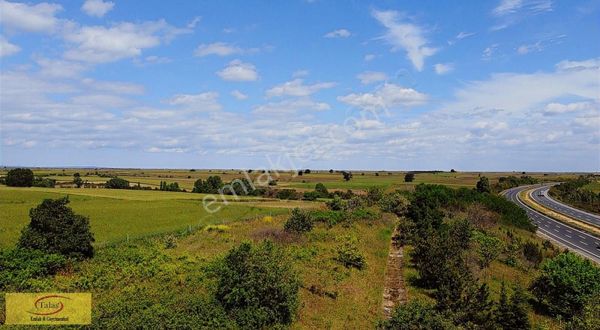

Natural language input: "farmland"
[1,168,598,328]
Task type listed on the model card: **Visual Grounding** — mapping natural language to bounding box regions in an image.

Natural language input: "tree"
[476,176,491,193]
[341,171,352,181]
[213,241,300,328]
[329,169,334,174]
[496,283,530,329]
[404,173,415,182]
[6,168,34,187]
[304,169,311,174]
[105,177,130,189]
[315,183,329,198]
[530,252,600,318]
[284,208,313,233]
[73,173,83,188]
[18,197,95,259]
[297,170,303,176]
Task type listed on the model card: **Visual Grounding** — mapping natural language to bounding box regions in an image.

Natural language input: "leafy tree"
[192,176,223,193]
[315,183,329,198]
[530,252,600,318]
[496,283,531,329]
[404,172,415,182]
[18,197,95,259]
[378,192,409,216]
[329,169,334,174]
[297,170,303,176]
[73,173,84,188]
[284,208,313,233]
[304,169,311,174]
[523,241,543,266]
[6,168,34,187]
[32,177,56,188]
[567,293,600,330]
[213,240,300,328]
[473,231,503,269]
[105,177,130,189]
[476,176,491,193]
[341,171,352,181]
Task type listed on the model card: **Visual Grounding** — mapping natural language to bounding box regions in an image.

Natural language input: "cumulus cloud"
[0,0,62,33]
[372,9,437,71]
[338,83,428,110]
[194,42,242,57]
[324,29,351,38]
[81,0,114,18]
[63,20,189,63]
[217,60,258,81]
[165,92,222,111]
[356,71,387,84]
[434,63,453,75]
[230,90,248,100]
[0,35,20,57]
[266,79,335,97]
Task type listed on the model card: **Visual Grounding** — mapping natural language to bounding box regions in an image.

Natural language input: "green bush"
[0,248,66,290]
[284,208,313,233]
[379,300,455,329]
[302,191,320,201]
[276,189,300,200]
[5,168,34,187]
[310,210,345,227]
[104,177,130,189]
[378,192,409,215]
[33,176,56,188]
[315,183,329,198]
[18,197,95,259]
[530,252,600,318]
[335,235,366,270]
[213,240,300,328]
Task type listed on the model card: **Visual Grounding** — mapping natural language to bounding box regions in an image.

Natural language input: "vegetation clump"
[5,168,34,187]
[284,208,313,233]
[335,235,366,270]
[105,177,130,189]
[18,197,95,259]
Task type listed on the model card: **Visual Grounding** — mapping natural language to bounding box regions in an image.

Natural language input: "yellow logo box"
[5,293,91,325]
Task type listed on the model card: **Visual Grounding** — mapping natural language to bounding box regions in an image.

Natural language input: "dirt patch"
[382,224,407,318]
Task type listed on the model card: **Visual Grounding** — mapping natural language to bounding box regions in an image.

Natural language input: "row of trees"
[549,175,600,214]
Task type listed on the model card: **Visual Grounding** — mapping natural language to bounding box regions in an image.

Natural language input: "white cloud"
[517,41,542,54]
[556,58,600,71]
[324,29,351,38]
[0,35,20,57]
[482,44,499,60]
[165,92,221,111]
[434,63,453,75]
[187,16,201,29]
[253,98,330,115]
[217,60,258,82]
[81,0,114,18]
[230,90,248,100]
[0,0,62,33]
[292,70,309,78]
[493,0,524,16]
[266,79,335,97]
[364,54,376,62]
[357,71,387,84]
[338,83,428,110]
[491,0,553,30]
[543,102,595,115]
[63,20,187,63]
[456,31,475,40]
[35,57,87,78]
[371,10,437,71]
[194,42,242,57]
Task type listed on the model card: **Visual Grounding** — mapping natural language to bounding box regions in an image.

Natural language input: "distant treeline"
[493,175,539,192]
[549,175,600,214]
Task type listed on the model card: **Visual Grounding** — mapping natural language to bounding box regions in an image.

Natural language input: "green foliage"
[18,197,95,259]
[496,283,531,329]
[0,248,66,290]
[334,235,366,270]
[73,173,84,188]
[32,176,56,187]
[379,300,456,330]
[404,172,415,182]
[366,186,384,205]
[494,175,539,192]
[378,192,409,216]
[530,252,600,318]
[315,182,329,198]
[523,241,543,266]
[310,210,345,227]
[284,208,313,233]
[341,171,353,181]
[566,293,600,330]
[302,191,320,201]
[105,177,130,189]
[476,176,491,193]
[276,189,300,200]
[192,175,224,193]
[213,240,300,328]
[159,181,181,192]
[5,168,34,187]
[327,195,346,211]
[473,231,503,269]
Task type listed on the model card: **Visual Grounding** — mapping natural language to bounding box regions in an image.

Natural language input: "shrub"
[378,192,409,215]
[18,197,95,259]
[204,225,230,233]
[530,252,600,318]
[33,176,56,188]
[213,241,300,328]
[379,300,455,329]
[327,195,346,211]
[284,208,313,233]
[5,168,34,187]
[335,235,366,270]
[523,241,543,266]
[366,186,384,205]
[0,248,66,290]
[476,176,491,193]
[473,231,503,269]
[404,172,415,182]
[276,189,300,200]
[310,210,345,227]
[315,183,329,198]
[105,177,130,189]
[302,191,320,201]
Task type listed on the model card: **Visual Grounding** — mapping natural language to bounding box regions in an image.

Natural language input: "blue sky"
[0,0,599,171]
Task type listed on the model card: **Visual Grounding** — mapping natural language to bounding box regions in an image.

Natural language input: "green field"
[0,186,291,248]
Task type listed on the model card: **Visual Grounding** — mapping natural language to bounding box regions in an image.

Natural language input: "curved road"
[529,185,600,227]
[503,186,600,263]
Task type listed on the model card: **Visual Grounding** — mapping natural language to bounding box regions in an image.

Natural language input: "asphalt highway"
[503,186,600,264]
[529,185,600,227]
